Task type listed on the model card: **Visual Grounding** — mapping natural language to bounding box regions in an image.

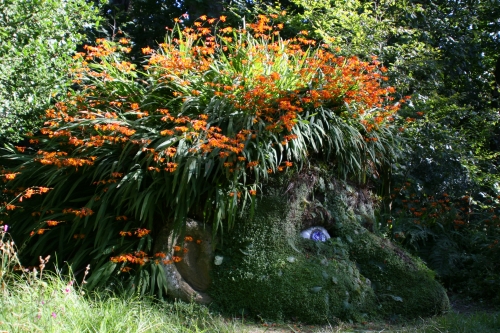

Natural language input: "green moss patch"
[209,172,449,323]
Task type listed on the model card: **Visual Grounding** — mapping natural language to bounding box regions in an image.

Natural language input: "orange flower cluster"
[94,123,136,137]
[2,173,19,181]
[2,186,51,204]
[35,150,96,169]
[388,183,499,231]
[0,15,408,288]
[3,204,17,210]
[29,229,50,236]
[93,178,118,186]
[119,228,151,238]
[110,251,178,267]
[146,16,399,168]
[46,220,62,227]
[17,14,402,203]
[63,207,94,218]
[110,251,150,265]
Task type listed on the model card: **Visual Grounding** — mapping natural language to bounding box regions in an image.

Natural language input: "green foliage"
[380,0,500,302]
[0,0,100,143]
[382,94,500,303]
[269,0,500,301]
[0,16,402,297]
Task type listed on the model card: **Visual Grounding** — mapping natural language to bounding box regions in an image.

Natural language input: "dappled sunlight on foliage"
[0,14,404,297]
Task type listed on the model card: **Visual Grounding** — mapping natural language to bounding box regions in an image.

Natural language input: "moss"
[209,191,376,323]
[209,171,450,323]
[336,220,450,317]
[323,181,450,318]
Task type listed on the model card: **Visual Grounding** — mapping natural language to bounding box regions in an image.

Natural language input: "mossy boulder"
[209,170,450,323]
[337,220,450,318]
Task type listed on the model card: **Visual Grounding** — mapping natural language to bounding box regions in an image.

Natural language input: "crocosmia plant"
[0,14,404,296]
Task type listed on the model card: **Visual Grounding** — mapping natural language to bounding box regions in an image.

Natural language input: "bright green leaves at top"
[0,0,100,143]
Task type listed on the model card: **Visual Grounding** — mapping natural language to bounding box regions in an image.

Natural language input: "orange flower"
[135,228,150,238]
[172,256,182,263]
[184,236,193,242]
[173,245,181,252]
[38,187,51,193]
[46,221,60,227]
[5,204,16,210]
[246,161,259,168]
[161,129,174,136]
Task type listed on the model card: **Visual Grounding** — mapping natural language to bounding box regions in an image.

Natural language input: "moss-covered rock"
[336,219,449,318]
[209,170,450,323]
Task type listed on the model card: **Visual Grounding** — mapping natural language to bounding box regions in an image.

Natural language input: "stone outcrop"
[208,169,450,323]
[155,219,214,304]
[155,168,450,323]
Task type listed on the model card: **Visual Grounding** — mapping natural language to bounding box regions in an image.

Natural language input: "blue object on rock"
[300,226,331,242]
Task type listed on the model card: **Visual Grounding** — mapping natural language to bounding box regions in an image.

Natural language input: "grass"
[1,273,497,333]
[1,230,498,333]
[416,311,499,333]
[0,265,314,333]
[0,228,241,333]
[0,271,243,333]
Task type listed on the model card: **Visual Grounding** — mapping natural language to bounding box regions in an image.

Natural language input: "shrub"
[381,96,500,304]
[0,0,100,143]
[0,14,403,296]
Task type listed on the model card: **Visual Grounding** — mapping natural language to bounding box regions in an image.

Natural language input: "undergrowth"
[0,227,240,333]
[0,227,498,332]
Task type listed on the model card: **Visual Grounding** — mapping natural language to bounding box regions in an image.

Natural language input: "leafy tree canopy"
[0,0,100,143]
